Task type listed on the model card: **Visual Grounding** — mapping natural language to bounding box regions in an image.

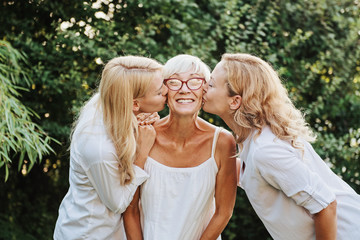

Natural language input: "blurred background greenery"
[0,0,359,239]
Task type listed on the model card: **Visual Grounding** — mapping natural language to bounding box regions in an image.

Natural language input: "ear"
[133,99,140,112]
[228,95,242,110]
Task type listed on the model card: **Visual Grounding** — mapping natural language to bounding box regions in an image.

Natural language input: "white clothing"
[140,127,222,240]
[54,94,148,240]
[238,126,360,240]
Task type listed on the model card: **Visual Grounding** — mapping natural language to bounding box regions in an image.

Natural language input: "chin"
[156,105,166,112]
[202,103,212,113]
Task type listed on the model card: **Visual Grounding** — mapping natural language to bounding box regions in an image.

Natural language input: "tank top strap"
[211,127,223,158]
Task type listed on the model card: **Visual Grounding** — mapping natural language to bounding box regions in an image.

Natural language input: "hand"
[134,124,156,168]
[136,112,160,125]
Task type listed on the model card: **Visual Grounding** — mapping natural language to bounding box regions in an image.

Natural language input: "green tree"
[0,0,359,239]
[0,40,57,181]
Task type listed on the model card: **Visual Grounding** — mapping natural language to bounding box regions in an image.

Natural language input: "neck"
[162,112,200,141]
[220,113,242,137]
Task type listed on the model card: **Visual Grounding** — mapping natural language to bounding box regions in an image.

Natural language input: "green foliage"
[0,40,58,181]
[0,0,359,239]
[0,216,37,240]
[314,128,360,190]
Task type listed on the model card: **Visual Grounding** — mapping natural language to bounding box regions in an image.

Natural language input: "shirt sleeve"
[86,161,149,214]
[253,142,336,214]
[76,132,149,214]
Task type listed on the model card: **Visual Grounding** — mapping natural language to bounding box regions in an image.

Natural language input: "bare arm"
[236,157,241,185]
[123,188,143,240]
[200,131,237,240]
[313,200,337,240]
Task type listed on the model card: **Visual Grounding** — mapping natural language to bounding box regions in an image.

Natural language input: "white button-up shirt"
[239,126,360,240]
[54,94,148,240]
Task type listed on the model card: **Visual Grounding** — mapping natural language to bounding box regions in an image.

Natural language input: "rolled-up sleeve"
[254,143,335,214]
[78,132,149,214]
[86,160,149,214]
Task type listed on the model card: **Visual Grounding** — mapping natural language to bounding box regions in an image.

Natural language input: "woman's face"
[203,61,232,116]
[137,71,168,113]
[165,71,205,117]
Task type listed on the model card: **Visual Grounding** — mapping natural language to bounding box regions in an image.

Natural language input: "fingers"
[136,113,152,123]
[137,124,156,153]
[138,124,156,137]
[147,112,160,124]
[137,112,160,125]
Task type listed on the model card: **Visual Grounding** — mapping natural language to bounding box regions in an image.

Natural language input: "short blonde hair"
[222,53,316,151]
[163,54,210,81]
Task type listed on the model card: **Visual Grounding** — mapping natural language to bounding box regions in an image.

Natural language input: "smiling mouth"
[176,99,195,103]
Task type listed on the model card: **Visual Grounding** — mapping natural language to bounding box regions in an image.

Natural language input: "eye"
[167,79,181,86]
[188,78,203,88]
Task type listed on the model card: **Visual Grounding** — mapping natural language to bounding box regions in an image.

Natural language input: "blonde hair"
[221,53,316,151]
[163,54,210,81]
[74,56,162,185]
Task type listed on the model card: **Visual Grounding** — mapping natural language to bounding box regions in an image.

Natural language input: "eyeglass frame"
[163,77,206,91]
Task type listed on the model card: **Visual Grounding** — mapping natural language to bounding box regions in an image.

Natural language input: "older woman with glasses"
[124,54,237,240]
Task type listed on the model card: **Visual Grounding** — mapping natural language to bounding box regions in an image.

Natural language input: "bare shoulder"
[196,117,218,132]
[218,129,236,148]
[213,129,236,170]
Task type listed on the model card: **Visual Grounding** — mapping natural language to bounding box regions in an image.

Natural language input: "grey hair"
[163,54,211,81]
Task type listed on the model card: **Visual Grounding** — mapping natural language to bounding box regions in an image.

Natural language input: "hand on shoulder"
[137,112,160,125]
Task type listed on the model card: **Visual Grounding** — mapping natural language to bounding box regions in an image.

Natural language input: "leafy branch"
[0,40,59,181]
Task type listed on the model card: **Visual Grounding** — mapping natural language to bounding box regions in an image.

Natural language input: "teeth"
[177,99,194,103]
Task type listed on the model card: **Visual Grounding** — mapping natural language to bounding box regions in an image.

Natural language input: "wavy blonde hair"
[222,53,316,151]
[98,55,162,185]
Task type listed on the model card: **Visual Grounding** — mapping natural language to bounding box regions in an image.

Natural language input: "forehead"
[170,71,204,79]
[211,62,227,82]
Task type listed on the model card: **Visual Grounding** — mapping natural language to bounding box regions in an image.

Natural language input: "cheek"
[194,88,203,98]
[144,96,162,107]
[166,94,176,106]
[154,95,165,105]
[206,88,216,99]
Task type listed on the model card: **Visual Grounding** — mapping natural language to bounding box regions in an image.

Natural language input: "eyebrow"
[190,73,201,76]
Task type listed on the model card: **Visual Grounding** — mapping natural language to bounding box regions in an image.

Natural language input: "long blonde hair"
[222,53,316,151]
[80,56,162,185]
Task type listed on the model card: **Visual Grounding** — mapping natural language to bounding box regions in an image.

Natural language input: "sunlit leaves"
[0,41,59,181]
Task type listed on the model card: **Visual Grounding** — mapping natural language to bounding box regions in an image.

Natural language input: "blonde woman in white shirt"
[54,56,168,240]
[124,54,237,240]
[202,53,360,240]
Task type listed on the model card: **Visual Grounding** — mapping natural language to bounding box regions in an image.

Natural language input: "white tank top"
[140,127,222,240]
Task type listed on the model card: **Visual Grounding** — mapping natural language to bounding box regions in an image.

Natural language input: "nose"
[179,81,191,93]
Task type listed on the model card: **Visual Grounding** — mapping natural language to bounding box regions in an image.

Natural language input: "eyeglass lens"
[166,78,204,90]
